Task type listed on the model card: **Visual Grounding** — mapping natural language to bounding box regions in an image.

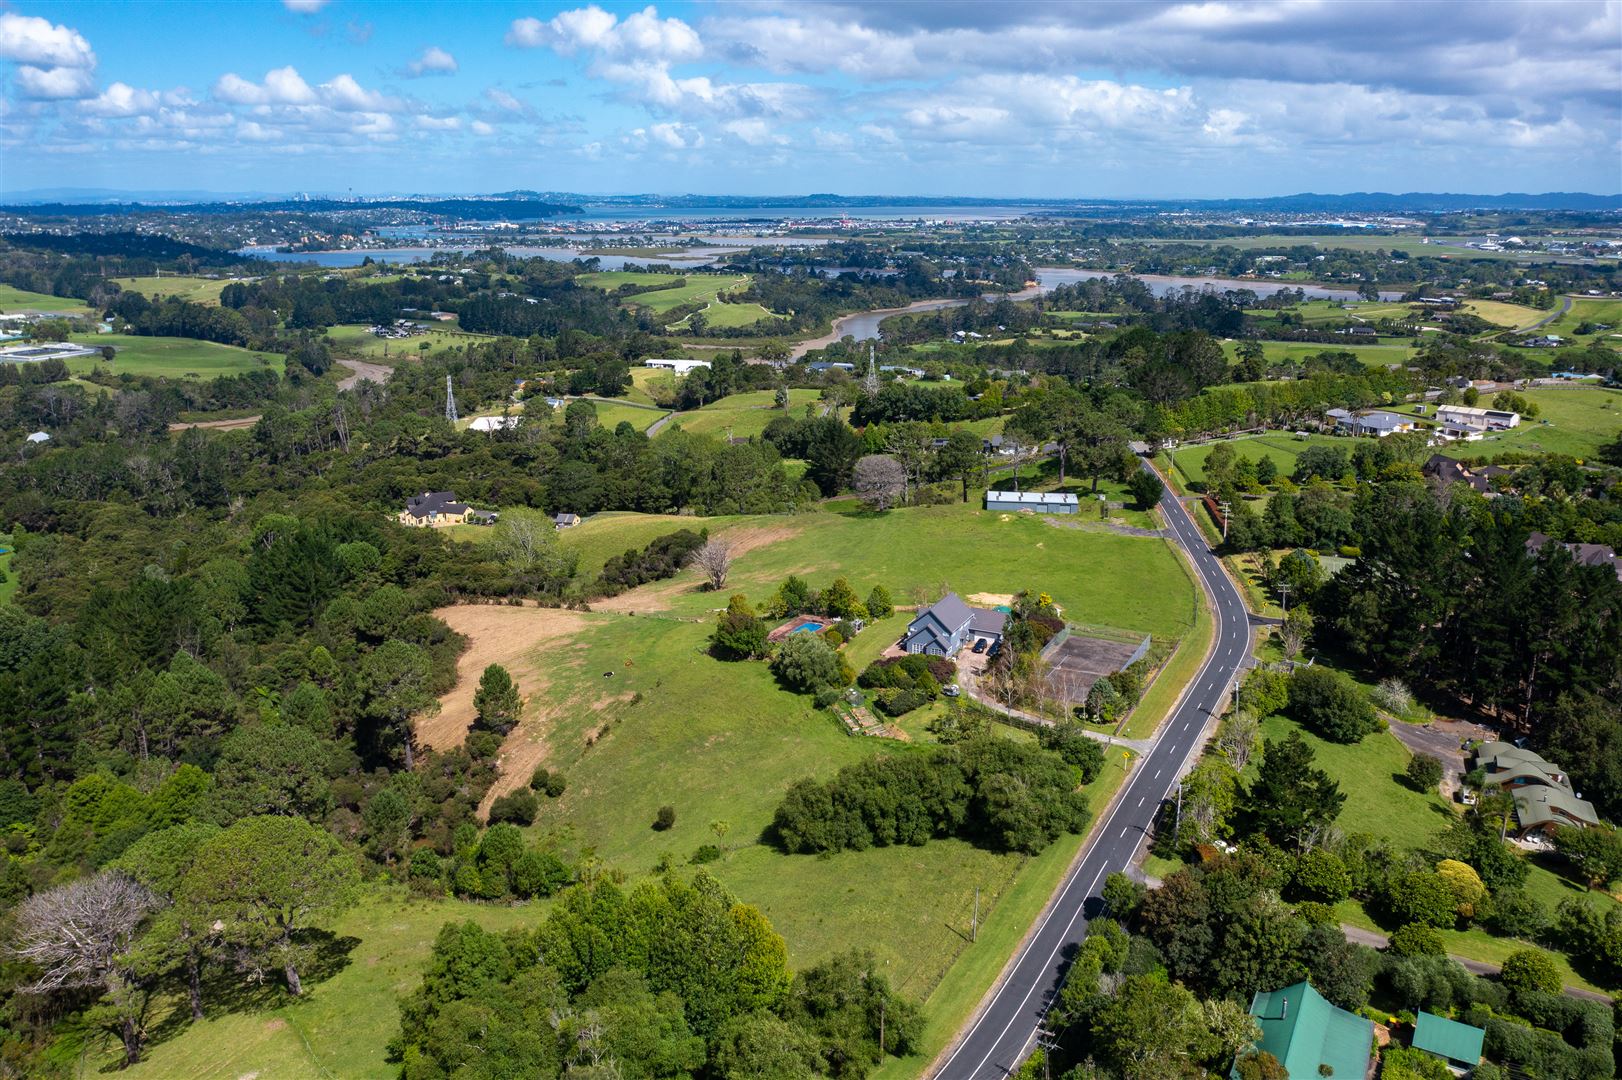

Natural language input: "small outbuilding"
[553,512,581,529]
[1413,1010,1485,1070]
[25,431,50,444]
[985,490,1079,514]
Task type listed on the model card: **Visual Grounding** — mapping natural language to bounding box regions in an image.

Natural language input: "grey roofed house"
[1351,410,1412,436]
[403,491,468,522]
[901,592,1006,656]
[553,512,581,529]
[1526,531,1622,582]
[985,490,1080,514]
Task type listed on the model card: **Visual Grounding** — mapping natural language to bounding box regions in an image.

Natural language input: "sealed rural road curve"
[934,456,1252,1079]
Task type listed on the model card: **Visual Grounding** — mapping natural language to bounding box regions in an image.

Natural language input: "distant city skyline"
[1,0,1618,198]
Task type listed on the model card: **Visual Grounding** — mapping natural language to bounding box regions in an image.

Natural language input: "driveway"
[1387,717,1496,799]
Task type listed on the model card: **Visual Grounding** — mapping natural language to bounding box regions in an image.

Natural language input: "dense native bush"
[595,528,708,595]
[771,736,1090,855]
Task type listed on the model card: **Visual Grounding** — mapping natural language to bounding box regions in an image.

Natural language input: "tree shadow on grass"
[132,932,362,1060]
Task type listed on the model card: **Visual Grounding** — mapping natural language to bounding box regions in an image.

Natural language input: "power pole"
[1173,779,1184,845]
[1277,583,1291,613]
[444,374,458,423]
[1218,499,1231,541]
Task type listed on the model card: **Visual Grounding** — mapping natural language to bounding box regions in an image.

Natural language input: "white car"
[943,684,962,698]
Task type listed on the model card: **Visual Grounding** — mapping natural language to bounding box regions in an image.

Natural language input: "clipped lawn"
[64,334,284,379]
[325,323,490,359]
[107,891,538,1079]
[1169,432,1346,486]
[562,511,750,578]
[670,300,777,330]
[587,400,668,433]
[0,285,90,314]
[614,501,1199,640]
[1255,714,1457,850]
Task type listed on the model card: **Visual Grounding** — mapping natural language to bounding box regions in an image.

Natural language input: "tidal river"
[797,268,1402,353]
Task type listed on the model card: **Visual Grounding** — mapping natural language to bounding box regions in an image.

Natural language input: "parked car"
[972,639,988,654]
[943,684,961,697]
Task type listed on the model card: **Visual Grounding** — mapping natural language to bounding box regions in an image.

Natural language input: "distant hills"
[0,190,1616,214]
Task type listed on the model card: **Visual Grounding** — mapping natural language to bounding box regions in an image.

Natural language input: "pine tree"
[473,664,522,735]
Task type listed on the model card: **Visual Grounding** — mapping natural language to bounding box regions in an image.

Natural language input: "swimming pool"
[791,621,824,633]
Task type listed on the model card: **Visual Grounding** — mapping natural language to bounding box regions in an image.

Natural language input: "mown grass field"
[587,400,668,432]
[108,275,236,305]
[0,285,90,314]
[1219,338,1415,368]
[1460,299,1549,329]
[666,388,822,438]
[101,891,538,1078]
[64,334,284,379]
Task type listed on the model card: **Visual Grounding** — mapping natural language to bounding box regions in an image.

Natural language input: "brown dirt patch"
[428,604,642,817]
[966,592,1015,608]
[716,520,803,557]
[423,605,591,752]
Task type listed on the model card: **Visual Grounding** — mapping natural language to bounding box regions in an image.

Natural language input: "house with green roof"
[1473,742,1601,838]
[1232,979,1372,1080]
[1413,1010,1485,1069]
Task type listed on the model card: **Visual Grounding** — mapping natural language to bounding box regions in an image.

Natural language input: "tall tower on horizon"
[445,374,458,423]
[863,343,879,397]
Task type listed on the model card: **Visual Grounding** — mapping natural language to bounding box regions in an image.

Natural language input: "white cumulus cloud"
[405,46,458,78]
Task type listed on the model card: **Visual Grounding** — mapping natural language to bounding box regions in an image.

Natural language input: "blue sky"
[1,0,1618,198]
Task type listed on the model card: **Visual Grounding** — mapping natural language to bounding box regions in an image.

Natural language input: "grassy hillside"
[666,388,823,438]
[325,323,488,359]
[0,285,90,315]
[441,501,1195,992]
[1542,297,1622,343]
[64,335,284,379]
[108,275,235,305]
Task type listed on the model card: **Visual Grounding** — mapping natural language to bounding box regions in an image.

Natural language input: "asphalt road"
[935,462,1253,1079]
